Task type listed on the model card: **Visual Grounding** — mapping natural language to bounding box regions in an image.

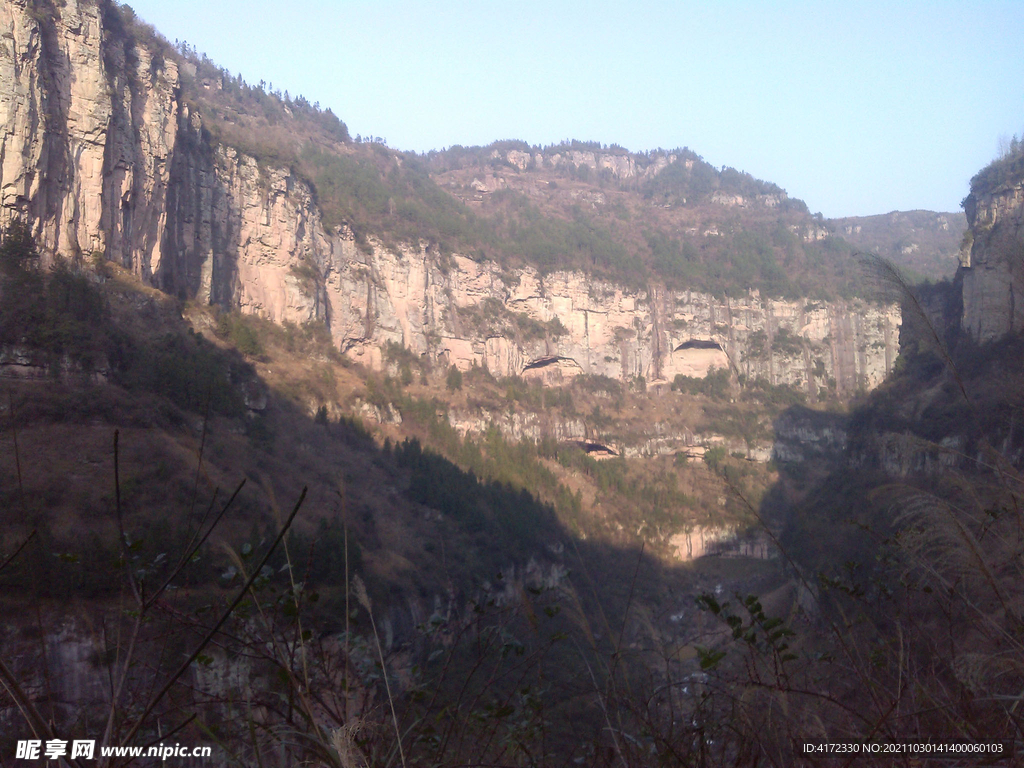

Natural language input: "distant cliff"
[960,150,1024,342]
[0,0,899,391]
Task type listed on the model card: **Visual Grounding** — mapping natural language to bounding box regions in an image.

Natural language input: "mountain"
[960,147,1024,340]
[0,1,901,403]
[2,0,1018,764]
[772,143,1024,756]
[826,209,967,281]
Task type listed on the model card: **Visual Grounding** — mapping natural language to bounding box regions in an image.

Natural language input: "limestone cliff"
[960,154,1024,342]
[0,0,329,316]
[0,0,900,393]
[333,245,898,395]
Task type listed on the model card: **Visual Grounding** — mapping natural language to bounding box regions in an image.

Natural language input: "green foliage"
[543,386,574,412]
[0,219,38,275]
[215,311,265,357]
[641,151,715,205]
[501,376,542,409]
[672,367,731,399]
[245,412,276,449]
[277,319,342,361]
[445,366,463,391]
[695,591,798,665]
[113,330,247,417]
[742,377,808,410]
[457,298,567,341]
[703,445,727,469]
[970,131,1024,195]
[384,341,426,385]
[702,404,767,446]
[0,224,109,367]
[394,437,559,557]
[573,373,623,396]
[490,191,632,277]
[0,224,249,418]
[497,374,573,411]
[772,327,804,356]
[383,340,419,367]
[644,230,701,283]
[539,440,695,530]
[381,387,585,525]
[299,144,479,250]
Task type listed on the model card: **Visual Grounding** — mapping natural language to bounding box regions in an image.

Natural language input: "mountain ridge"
[0,0,903,396]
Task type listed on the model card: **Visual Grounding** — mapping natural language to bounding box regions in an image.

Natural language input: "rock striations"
[960,157,1024,342]
[0,0,899,391]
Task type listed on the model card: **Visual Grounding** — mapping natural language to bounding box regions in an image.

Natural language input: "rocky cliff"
[335,246,898,395]
[960,153,1024,342]
[0,0,899,392]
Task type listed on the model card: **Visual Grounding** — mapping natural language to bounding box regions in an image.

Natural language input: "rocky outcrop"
[772,407,847,463]
[515,148,674,181]
[522,356,585,386]
[333,248,899,393]
[672,340,731,378]
[0,0,180,270]
[0,0,328,322]
[960,163,1024,342]
[0,0,900,394]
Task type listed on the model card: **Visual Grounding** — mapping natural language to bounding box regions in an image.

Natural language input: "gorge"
[1,1,1021,765]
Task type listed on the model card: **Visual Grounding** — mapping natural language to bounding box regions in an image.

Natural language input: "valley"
[0,0,1018,765]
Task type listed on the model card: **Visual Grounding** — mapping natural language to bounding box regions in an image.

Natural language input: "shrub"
[672,367,731,399]
[215,311,265,357]
[446,366,463,391]
[703,445,727,468]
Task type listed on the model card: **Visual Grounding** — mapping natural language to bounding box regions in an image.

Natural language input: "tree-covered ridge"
[970,132,1024,195]
[111,4,876,300]
[826,210,966,282]
[426,140,794,209]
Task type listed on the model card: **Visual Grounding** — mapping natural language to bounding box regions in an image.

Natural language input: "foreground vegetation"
[0,5,1006,761]
[1,191,1020,765]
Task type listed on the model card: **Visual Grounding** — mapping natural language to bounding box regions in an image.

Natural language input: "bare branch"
[119,486,308,752]
[0,529,35,574]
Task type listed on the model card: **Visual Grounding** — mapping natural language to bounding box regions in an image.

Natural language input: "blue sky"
[126,0,1023,218]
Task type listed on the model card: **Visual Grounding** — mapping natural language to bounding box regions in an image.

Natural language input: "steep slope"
[0,0,899,399]
[761,146,1024,757]
[827,209,966,281]
[960,149,1024,341]
[0,221,799,767]
[3,2,990,763]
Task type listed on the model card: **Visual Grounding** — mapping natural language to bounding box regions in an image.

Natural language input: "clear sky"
[125,0,1023,218]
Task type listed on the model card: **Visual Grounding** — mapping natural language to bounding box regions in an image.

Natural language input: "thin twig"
[354,576,407,768]
[113,430,142,606]
[0,656,86,768]
[145,479,246,611]
[120,486,307,750]
[0,529,35,574]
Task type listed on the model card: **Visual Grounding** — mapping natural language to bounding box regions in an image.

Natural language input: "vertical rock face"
[960,170,1024,342]
[0,0,328,326]
[0,0,180,272]
[0,0,900,390]
[330,247,899,392]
